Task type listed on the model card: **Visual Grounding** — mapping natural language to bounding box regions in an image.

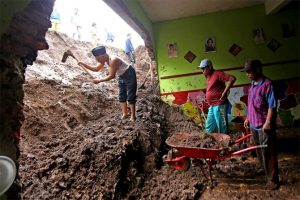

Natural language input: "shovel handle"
[70,54,94,78]
[78,63,94,78]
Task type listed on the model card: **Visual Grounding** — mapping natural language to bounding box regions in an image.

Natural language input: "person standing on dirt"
[91,22,99,46]
[124,33,135,64]
[78,46,137,121]
[105,29,114,44]
[197,59,236,133]
[71,8,81,41]
[50,8,61,32]
[242,59,279,190]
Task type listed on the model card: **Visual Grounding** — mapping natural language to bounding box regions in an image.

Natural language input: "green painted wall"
[123,0,154,48]
[154,4,300,94]
[0,0,31,36]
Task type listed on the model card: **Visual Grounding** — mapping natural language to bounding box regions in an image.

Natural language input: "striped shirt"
[247,77,277,128]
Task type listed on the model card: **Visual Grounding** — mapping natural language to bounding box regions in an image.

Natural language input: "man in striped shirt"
[242,59,279,190]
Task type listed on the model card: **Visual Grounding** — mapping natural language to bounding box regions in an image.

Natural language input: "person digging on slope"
[78,46,137,121]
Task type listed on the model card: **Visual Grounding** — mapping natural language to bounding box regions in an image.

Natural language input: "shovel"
[61,50,94,78]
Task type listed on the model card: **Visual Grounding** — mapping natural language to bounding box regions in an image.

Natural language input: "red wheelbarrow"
[164,133,266,183]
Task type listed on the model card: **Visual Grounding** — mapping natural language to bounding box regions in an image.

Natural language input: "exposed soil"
[19,31,300,200]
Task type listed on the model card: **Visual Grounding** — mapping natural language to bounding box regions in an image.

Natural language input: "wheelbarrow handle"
[164,155,186,163]
[234,133,252,144]
[230,144,267,157]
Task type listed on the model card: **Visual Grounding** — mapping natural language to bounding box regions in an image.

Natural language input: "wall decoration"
[184,50,196,63]
[267,39,280,52]
[253,28,265,44]
[229,43,242,56]
[231,102,247,117]
[167,43,178,58]
[281,23,296,39]
[204,37,216,52]
[290,105,300,120]
[161,79,300,127]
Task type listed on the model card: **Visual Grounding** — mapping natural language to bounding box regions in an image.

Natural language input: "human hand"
[92,79,102,84]
[244,118,249,129]
[220,92,226,101]
[263,122,271,133]
[78,61,84,66]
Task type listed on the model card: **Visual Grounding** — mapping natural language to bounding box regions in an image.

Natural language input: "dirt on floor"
[19,31,300,200]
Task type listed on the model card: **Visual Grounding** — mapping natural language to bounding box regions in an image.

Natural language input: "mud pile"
[20,31,201,199]
[19,31,300,200]
[166,133,223,149]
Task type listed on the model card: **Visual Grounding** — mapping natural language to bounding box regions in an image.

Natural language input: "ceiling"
[137,0,290,22]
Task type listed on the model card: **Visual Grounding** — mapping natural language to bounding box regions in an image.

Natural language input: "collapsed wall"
[0,0,55,199]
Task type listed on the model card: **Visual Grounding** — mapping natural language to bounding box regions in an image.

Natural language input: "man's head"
[197,59,213,76]
[241,59,262,80]
[92,46,107,63]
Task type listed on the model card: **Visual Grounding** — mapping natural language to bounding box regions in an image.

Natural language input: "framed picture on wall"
[253,28,266,44]
[205,37,216,52]
[267,39,280,52]
[167,43,178,58]
[229,44,242,56]
[184,51,196,63]
[281,23,296,39]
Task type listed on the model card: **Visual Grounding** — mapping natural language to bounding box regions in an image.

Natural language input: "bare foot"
[121,115,128,119]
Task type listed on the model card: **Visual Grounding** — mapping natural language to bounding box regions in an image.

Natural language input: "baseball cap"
[241,59,262,72]
[92,46,106,57]
[197,59,212,69]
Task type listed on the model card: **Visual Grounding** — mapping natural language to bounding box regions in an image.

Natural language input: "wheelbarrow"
[164,133,266,184]
[231,116,251,146]
[231,116,249,134]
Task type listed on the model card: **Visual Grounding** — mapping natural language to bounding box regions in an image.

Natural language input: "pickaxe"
[61,50,94,78]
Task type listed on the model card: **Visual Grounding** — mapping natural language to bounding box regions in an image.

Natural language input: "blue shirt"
[107,32,114,41]
[125,38,134,53]
[50,11,60,20]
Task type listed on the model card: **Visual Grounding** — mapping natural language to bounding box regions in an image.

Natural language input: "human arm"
[220,74,236,100]
[91,58,119,84]
[244,117,249,129]
[263,82,277,132]
[78,61,104,72]
[263,108,276,132]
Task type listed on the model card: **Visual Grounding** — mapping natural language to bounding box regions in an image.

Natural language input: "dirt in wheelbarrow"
[166,132,229,149]
[18,31,300,200]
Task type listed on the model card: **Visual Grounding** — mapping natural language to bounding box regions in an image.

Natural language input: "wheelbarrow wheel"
[167,157,191,171]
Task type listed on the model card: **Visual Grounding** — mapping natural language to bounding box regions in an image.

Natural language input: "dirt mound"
[20,31,201,199]
[19,31,300,200]
[166,133,223,149]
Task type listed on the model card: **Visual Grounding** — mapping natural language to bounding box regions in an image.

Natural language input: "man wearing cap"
[198,59,236,133]
[242,59,279,189]
[78,46,137,121]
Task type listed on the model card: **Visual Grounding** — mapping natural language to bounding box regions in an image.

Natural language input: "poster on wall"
[229,44,242,56]
[253,28,266,44]
[267,39,280,52]
[281,24,296,39]
[184,51,196,63]
[167,43,178,58]
[204,37,216,53]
